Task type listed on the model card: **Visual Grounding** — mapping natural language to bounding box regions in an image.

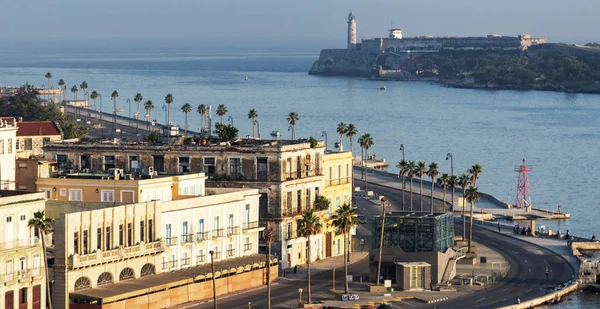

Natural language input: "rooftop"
[0,118,61,136]
[0,190,46,206]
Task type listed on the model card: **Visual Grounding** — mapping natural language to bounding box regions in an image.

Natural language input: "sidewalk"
[279,251,369,280]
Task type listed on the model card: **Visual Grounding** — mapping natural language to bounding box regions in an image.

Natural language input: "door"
[325,232,332,257]
[5,290,14,309]
[32,285,40,309]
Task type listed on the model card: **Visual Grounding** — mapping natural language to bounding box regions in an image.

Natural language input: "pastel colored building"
[0,118,17,189]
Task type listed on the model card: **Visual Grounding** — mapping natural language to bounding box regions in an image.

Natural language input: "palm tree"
[28,211,54,309]
[436,173,449,212]
[164,93,174,125]
[71,85,78,101]
[358,133,374,192]
[287,112,299,140]
[407,160,417,211]
[111,90,119,131]
[346,123,357,154]
[90,91,99,118]
[262,222,275,309]
[336,122,347,152]
[465,185,481,253]
[134,93,143,131]
[57,79,65,101]
[426,163,440,213]
[467,164,483,186]
[181,103,192,137]
[457,174,471,241]
[248,109,258,137]
[44,72,52,100]
[296,210,323,304]
[80,81,88,100]
[447,175,458,212]
[331,203,359,294]
[416,161,427,212]
[396,159,409,210]
[216,104,227,124]
[144,100,155,131]
[197,104,208,133]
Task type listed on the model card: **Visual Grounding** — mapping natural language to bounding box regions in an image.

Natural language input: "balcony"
[243,221,260,231]
[227,249,236,257]
[181,257,191,266]
[197,254,206,263]
[197,231,210,242]
[181,234,194,244]
[227,226,239,236]
[327,177,350,187]
[169,260,178,268]
[257,171,268,182]
[212,229,225,239]
[0,238,41,252]
[285,231,297,241]
[213,251,222,259]
[71,240,165,269]
[244,243,252,251]
[165,236,178,246]
[0,268,43,285]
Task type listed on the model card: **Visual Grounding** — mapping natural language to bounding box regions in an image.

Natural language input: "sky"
[1,0,599,47]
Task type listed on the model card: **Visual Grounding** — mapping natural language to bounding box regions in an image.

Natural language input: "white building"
[0,118,17,189]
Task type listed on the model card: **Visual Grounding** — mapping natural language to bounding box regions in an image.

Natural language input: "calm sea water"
[1,41,599,307]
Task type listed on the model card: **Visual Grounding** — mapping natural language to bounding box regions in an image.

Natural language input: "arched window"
[97,272,113,286]
[74,277,91,291]
[119,267,135,281]
[140,263,155,277]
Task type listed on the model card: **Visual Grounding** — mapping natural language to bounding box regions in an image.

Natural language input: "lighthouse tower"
[347,12,357,50]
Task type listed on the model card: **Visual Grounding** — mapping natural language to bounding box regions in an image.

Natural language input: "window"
[297,190,302,213]
[182,221,189,242]
[203,157,216,179]
[227,243,234,257]
[119,224,124,246]
[24,138,33,151]
[152,155,165,173]
[105,226,111,249]
[230,158,241,179]
[0,139,4,154]
[179,156,190,173]
[19,214,25,221]
[101,190,115,202]
[287,223,292,240]
[56,154,68,170]
[83,230,88,254]
[148,219,153,242]
[127,223,132,246]
[140,221,145,243]
[7,138,12,154]
[337,165,342,184]
[306,188,311,209]
[165,224,172,245]
[6,216,12,223]
[257,157,268,181]
[104,155,116,170]
[74,277,91,291]
[129,155,140,171]
[32,255,40,275]
[59,188,67,197]
[69,189,82,201]
[97,228,102,250]
[74,232,79,254]
[20,287,27,305]
[244,237,252,251]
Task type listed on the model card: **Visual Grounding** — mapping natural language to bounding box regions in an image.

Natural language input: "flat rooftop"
[0,190,45,206]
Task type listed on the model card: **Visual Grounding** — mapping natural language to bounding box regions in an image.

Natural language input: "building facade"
[0,118,63,159]
[0,118,17,189]
[0,191,47,309]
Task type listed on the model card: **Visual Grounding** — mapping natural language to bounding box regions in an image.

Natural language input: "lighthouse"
[347,12,356,50]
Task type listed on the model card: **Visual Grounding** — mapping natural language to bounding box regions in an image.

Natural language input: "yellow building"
[321,151,354,258]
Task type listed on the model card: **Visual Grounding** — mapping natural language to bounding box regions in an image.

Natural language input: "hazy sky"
[1,0,598,45]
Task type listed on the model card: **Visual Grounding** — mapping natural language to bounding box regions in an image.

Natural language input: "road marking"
[524,259,528,263]
[503,288,509,292]
[476,297,486,302]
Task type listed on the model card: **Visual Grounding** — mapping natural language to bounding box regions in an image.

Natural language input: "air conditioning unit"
[108,168,124,179]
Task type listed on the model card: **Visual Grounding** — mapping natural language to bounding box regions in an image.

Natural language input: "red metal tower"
[515,159,532,208]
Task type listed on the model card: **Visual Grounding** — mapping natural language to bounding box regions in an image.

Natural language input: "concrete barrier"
[496,281,579,309]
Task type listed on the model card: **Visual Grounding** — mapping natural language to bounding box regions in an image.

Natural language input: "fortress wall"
[361,36,526,53]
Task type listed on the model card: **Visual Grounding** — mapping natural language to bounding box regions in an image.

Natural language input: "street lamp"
[227,116,233,126]
[376,196,387,286]
[209,250,217,309]
[126,99,131,127]
[253,120,260,139]
[399,144,405,161]
[321,131,327,151]
[446,153,453,177]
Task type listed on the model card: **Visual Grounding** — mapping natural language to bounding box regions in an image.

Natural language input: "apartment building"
[0,118,63,159]
[0,191,47,309]
[0,118,17,189]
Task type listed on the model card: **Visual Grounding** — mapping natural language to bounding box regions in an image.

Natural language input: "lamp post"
[98,93,104,138]
[253,120,260,139]
[321,131,327,151]
[126,99,131,127]
[298,288,303,304]
[399,144,405,161]
[209,250,217,309]
[376,197,387,286]
[446,153,453,177]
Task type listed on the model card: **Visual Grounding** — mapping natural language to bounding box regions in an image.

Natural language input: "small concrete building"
[396,262,431,291]
[0,117,63,159]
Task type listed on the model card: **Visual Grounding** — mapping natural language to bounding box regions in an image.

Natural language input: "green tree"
[345,123,358,154]
[426,162,440,213]
[358,133,374,192]
[164,93,174,125]
[331,203,359,294]
[436,173,449,212]
[181,103,192,137]
[314,195,330,211]
[467,164,483,186]
[111,90,119,131]
[134,93,143,130]
[447,175,458,212]
[457,174,471,241]
[465,185,481,253]
[396,159,409,210]
[197,104,208,133]
[80,81,88,99]
[28,211,54,309]
[248,108,258,137]
[144,100,155,131]
[57,79,65,101]
[44,72,52,100]
[296,210,323,304]
[262,222,275,309]
[144,130,162,144]
[216,104,227,124]
[287,112,299,140]
[407,160,417,211]
[336,122,347,152]
[215,123,238,140]
[90,91,99,114]
[416,161,427,212]
[71,85,78,101]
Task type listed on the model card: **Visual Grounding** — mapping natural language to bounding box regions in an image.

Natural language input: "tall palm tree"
[80,81,88,101]
[57,79,65,101]
[28,211,54,309]
[90,91,99,118]
[134,93,143,131]
[197,104,208,133]
[336,122,347,152]
[396,159,409,210]
[467,164,483,186]
[262,222,275,309]
[216,104,227,124]
[346,123,357,154]
[164,93,174,125]
[71,85,78,101]
[416,161,427,212]
[44,72,52,100]
[407,160,417,211]
[426,163,440,213]
[358,133,374,192]
[181,103,192,137]
[111,90,119,131]
[296,210,323,304]
[447,175,458,212]
[287,112,299,140]
[248,109,258,137]
[144,100,155,131]
[436,173,449,212]
[331,203,359,294]
[457,174,471,241]
[465,185,481,253]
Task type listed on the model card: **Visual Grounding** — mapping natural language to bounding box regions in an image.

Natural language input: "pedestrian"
[592,234,596,241]
[516,297,521,304]
[498,222,501,233]
[565,230,570,239]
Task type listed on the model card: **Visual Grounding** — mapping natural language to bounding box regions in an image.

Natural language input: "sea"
[1,38,599,307]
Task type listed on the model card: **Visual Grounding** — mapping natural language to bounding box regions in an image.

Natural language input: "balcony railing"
[285,231,297,241]
[227,249,236,257]
[257,171,268,182]
[181,257,191,266]
[212,229,225,239]
[244,243,252,251]
[170,260,178,268]
[181,234,194,244]
[0,238,41,252]
[213,251,222,259]
[165,236,178,246]
[327,177,350,187]
[197,254,206,263]
[243,221,259,231]
[227,226,239,236]
[72,240,165,269]
[197,231,210,242]
[162,261,168,270]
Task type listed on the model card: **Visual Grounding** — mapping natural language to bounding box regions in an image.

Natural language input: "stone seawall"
[308,49,374,76]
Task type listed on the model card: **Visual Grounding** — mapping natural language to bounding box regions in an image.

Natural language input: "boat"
[270,131,280,137]
[379,85,387,90]
[245,75,248,81]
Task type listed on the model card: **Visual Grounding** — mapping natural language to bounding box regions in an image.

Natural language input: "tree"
[457,174,471,241]
[447,175,458,212]
[465,185,481,253]
[396,159,409,210]
[467,164,483,186]
[314,195,330,211]
[144,130,162,144]
[331,203,359,294]
[80,81,88,100]
[144,100,154,131]
[336,122,347,152]
[407,161,417,211]
[358,133,374,192]
[197,104,208,133]
[90,91,99,114]
[297,210,323,304]
[215,123,238,140]
[28,211,54,309]
[57,79,65,101]
[416,161,427,212]
[262,222,275,309]
[436,173,449,212]
[287,112,299,140]
[181,103,192,137]
[44,72,52,100]
[134,93,143,131]
[164,93,174,125]
[248,109,258,137]
[71,85,78,101]
[346,123,357,154]
[216,104,227,124]
[426,163,440,213]
[111,90,119,131]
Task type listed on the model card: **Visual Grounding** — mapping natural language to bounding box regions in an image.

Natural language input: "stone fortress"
[310,12,547,76]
